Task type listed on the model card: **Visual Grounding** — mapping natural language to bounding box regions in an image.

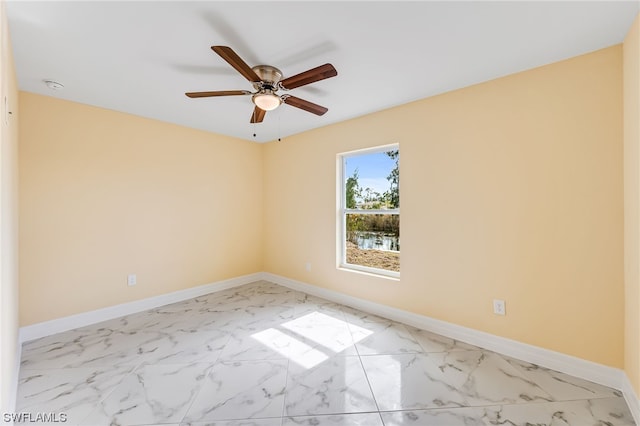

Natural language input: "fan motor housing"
[252,65,283,90]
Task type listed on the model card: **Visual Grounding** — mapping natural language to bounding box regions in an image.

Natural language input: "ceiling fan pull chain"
[253,109,257,138]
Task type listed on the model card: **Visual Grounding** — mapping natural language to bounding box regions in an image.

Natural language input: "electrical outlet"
[127,274,137,286]
[493,299,506,316]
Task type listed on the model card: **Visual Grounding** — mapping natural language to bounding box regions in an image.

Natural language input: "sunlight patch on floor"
[251,311,374,369]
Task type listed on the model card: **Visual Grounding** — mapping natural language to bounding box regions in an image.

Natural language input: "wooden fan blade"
[185,90,251,98]
[250,106,266,123]
[280,63,337,90]
[283,95,328,116]
[212,46,261,82]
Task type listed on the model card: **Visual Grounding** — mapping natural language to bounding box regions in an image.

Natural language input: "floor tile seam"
[280,357,292,420]
[283,408,387,419]
[181,413,286,423]
[73,360,144,426]
[281,410,387,424]
[343,321,369,347]
[355,345,383,414]
[198,329,234,365]
[176,362,220,425]
[101,359,146,398]
[280,357,385,416]
[377,411,388,426]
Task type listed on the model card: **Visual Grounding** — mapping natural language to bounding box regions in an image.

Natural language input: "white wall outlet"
[305,262,311,272]
[493,299,506,315]
[127,274,137,286]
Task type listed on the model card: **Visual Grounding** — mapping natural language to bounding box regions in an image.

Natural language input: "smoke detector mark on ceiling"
[43,80,64,90]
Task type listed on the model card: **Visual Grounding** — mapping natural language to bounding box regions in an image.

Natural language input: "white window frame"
[338,144,400,279]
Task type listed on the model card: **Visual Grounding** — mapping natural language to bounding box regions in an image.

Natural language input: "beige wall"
[0,1,20,412]
[264,46,624,368]
[19,93,263,325]
[624,13,640,396]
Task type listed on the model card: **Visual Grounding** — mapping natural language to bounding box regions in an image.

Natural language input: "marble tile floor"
[15,280,636,426]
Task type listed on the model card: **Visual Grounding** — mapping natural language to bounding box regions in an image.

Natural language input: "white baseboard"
[263,272,640,423]
[19,273,262,343]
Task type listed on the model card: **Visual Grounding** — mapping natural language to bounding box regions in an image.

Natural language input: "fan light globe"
[253,93,281,111]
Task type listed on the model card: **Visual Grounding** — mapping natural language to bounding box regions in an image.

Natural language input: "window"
[339,145,399,277]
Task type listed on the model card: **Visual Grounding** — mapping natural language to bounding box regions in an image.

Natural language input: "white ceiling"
[6,1,639,143]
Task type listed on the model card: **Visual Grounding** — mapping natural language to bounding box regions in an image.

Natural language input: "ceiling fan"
[185,46,338,123]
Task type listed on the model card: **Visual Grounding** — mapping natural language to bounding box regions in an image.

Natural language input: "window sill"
[338,263,400,281]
